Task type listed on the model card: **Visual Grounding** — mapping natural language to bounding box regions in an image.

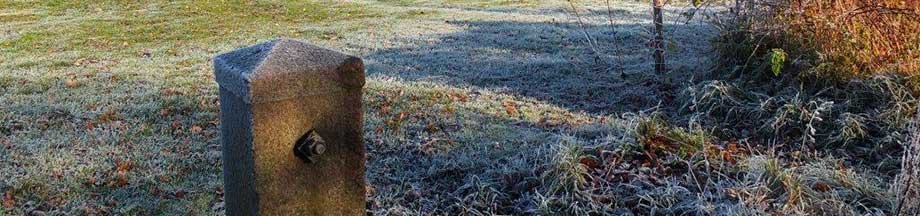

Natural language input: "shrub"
[716,0,920,82]
[703,1,920,214]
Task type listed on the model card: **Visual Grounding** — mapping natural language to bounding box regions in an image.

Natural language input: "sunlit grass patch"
[0,1,392,56]
[0,1,436,214]
[377,0,539,8]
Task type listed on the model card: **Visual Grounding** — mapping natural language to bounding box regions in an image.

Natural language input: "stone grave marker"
[213,38,366,215]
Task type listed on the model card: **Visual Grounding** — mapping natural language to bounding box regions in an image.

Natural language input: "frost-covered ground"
[351,1,716,114]
[3,0,899,215]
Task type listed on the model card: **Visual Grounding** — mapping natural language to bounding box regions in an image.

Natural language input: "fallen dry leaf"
[190,125,203,134]
[170,120,182,130]
[115,160,132,172]
[111,160,133,187]
[161,88,180,97]
[85,176,98,186]
[173,190,187,199]
[579,156,600,169]
[813,181,831,192]
[378,105,391,115]
[503,100,518,116]
[158,175,172,183]
[425,123,439,133]
[64,78,79,88]
[721,151,735,164]
[113,171,130,187]
[97,109,120,123]
[2,190,14,208]
[449,92,469,102]
[442,105,455,114]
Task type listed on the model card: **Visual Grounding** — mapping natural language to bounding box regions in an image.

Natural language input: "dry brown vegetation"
[733,0,920,79]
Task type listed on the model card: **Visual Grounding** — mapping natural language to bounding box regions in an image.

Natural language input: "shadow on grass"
[364,19,713,114]
[360,13,717,214]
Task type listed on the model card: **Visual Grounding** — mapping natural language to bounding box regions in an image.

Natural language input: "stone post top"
[214,38,365,104]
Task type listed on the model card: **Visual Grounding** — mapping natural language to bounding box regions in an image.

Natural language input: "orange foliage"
[777,0,920,75]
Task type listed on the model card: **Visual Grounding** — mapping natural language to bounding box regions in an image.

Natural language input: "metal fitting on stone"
[294,130,326,163]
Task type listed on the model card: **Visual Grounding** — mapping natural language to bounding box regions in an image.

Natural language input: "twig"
[566,0,602,58]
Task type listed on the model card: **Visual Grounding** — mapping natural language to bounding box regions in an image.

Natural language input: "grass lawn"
[1,0,910,215]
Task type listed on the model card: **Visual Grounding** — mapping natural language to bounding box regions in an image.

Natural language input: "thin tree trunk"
[897,117,920,215]
[652,0,666,74]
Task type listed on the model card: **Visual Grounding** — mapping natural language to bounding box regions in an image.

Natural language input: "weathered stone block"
[214,38,365,215]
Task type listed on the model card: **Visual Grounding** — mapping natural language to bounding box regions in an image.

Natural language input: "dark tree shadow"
[364,17,715,114]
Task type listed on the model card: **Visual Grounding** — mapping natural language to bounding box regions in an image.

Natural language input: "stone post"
[213,38,366,215]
